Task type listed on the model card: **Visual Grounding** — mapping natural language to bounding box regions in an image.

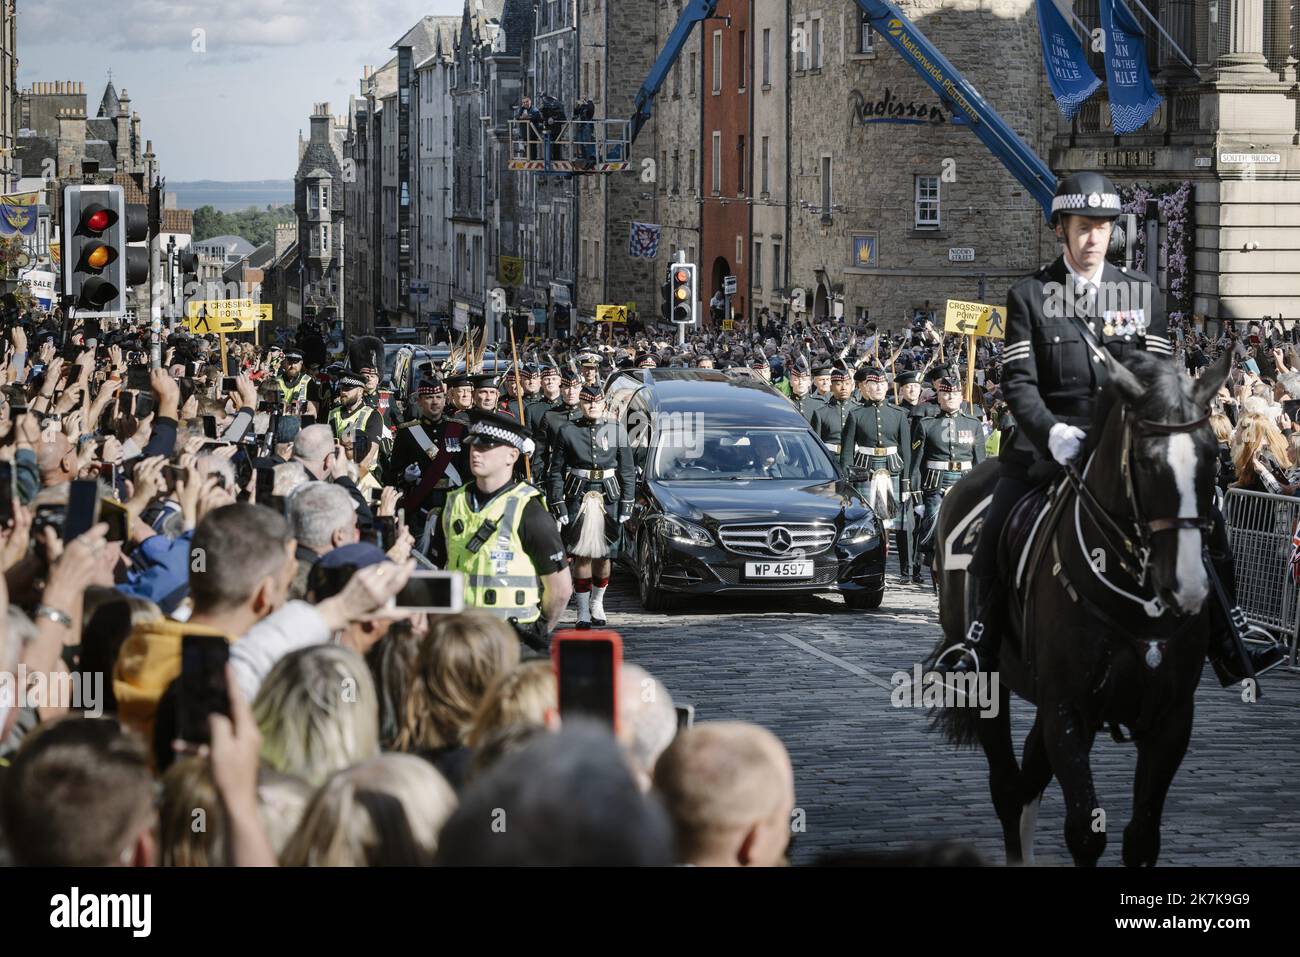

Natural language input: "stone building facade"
[343,60,396,335]
[414,20,459,322]
[651,0,704,328]
[576,0,660,325]
[1051,0,1300,322]
[787,0,1054,326]
[519,0,579,335]
[749,0,792,325]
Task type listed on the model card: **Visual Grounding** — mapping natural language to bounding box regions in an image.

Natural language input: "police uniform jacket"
[1001,256,1170,468]
[910,409,987,490]
[840,400,911,484]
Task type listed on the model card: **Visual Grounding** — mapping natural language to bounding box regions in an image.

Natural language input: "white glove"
[557,513,570,527]
[403,463,422,483]
[1048,423,1087,466]
[915,503,926,518]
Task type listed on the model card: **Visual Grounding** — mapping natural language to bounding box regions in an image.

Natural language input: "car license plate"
[744,561,813,579]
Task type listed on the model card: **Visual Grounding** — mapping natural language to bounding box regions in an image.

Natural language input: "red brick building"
[699,0,750,326]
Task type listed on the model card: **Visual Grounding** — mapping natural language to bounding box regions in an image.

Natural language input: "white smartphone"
[392,570,465,614]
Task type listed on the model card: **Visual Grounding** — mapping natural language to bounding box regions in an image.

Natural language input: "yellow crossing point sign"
[255,304,273,323]
[943,299,1006,340]
[596,304,628,323]
[186,299,257,334]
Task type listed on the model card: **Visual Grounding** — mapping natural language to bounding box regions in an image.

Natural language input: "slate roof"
[98,81,119,118]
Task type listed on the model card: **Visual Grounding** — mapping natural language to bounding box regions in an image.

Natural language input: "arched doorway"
[813,281,830,321]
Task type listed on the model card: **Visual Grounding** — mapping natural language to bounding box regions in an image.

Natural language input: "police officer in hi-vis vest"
[329,370,384,481]
[275,348,311,409]
[429,410,572,653]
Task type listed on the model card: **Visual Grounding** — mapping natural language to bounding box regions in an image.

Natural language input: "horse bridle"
[1065,405,1214,587]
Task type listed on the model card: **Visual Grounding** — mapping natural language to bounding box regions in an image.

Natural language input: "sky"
[18,0,462,181]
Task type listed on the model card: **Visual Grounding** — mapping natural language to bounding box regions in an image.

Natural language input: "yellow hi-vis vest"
[443,482,542,624]
[328,403,373,442]
[277,374,310,406]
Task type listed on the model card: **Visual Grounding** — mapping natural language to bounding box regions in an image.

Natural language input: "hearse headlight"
[661,516,714,546]
[839,519,878,545]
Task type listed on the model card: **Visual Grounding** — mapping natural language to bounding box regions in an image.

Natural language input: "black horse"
[928,349,1232,866]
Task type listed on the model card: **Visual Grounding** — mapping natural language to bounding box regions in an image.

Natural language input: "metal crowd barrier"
[1222,488,1300,671]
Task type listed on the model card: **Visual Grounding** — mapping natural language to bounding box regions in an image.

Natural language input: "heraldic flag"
[628,222,661,259]
[0,191,39,237]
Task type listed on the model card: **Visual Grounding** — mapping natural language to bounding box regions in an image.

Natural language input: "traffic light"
[61,184,149,318]
[669,262,696,325]
[660,279,671,321]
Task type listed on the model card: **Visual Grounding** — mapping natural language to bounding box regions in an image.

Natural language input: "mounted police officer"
[787,354,824,423]
[841,365,913,584]
[944,170,1283,681]
[911,375,985,585]
[548,384,635,629]
[385,374,469,548]
[810,362,856,456]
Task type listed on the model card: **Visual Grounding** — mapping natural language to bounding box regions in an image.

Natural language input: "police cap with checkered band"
[1050,171,1122,225]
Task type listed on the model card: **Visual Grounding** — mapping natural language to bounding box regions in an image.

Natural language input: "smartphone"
[177,634,231,745]
[222,376,238,393]
[63,478,101,542]
[0,462,14,525]
[117,390,133,416]
[202,415,218,439]
[552,630,622,731]
[674,704,695,732]
[127,366,152,391]
[99,462,118,494]
[134,393,156,418]
[1245,358,1261,375]
[301,414,316,428]
[353,433,372,465]
[100,498,129,543]
[255,466,275,503]
[392,570,465,614]
[191,361,205,377]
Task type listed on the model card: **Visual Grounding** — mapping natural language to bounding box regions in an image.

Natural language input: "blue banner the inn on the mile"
[1035,0,1100,120]
[1100,0,1162,134]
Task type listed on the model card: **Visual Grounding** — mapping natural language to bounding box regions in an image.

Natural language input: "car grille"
[717,523,837,558]
[712,564,841,585]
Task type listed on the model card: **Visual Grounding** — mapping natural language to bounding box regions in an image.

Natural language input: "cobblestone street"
[606,560,1300,866]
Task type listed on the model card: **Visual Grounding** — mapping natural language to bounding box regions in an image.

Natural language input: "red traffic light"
[77,204,117,236]
[674,269,690,284]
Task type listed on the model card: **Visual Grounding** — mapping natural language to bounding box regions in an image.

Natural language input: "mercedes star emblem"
[766,527,793,554]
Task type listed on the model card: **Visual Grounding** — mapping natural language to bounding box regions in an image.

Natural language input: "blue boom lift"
[508,0,1056,220]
